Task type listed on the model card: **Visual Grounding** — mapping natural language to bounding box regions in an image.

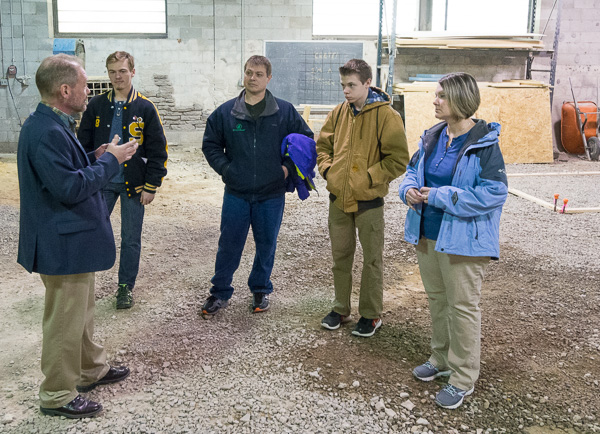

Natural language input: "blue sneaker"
[435,384,474,409]
[412,361,451,382]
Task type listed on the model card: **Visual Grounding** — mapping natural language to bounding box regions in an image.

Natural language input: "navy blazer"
[17,103,120,275]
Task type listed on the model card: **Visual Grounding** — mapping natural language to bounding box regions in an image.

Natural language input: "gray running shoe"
[412,361,451,382]
[435,384,474,409]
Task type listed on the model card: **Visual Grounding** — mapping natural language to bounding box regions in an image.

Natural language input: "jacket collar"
[36,103,89,162]
[421,119,499,177]
[106,86,137,104]
[40,102,77,132]
[422,119,494,156]
[231,89,279,121]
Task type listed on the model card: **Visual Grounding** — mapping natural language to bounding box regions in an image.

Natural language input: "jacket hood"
[231,89,279,120]
[359,87,391,113]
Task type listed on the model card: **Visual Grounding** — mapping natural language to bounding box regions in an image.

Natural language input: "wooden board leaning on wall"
[395,81,553,164]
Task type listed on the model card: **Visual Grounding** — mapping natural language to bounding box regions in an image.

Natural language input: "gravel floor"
[0,149,599,434]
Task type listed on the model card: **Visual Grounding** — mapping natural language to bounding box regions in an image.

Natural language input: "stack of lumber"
[382,33,545,51]
[394,80,549,94]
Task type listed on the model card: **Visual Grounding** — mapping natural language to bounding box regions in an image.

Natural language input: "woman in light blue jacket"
[399,72,508,409]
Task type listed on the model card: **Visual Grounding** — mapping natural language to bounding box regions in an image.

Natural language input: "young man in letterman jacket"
[79,51,168,309]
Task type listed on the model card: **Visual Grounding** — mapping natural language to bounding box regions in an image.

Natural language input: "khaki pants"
[328,203,384,319]
[39,273,110,408]
[416,238,489,391]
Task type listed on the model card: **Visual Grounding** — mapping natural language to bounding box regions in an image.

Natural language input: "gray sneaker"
[201,295,229,318]
[435,384,474,409]
[252,293,269,313]
[412,361,451,382]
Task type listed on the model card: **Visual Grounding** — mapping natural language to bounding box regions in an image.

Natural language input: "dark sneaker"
[351,317,382,337]
[116,284,134,309]
[321,311,351,330]
[413,361,452,382]
[435,384,474,409]
[252,293,269,313]
[201,295,229,318]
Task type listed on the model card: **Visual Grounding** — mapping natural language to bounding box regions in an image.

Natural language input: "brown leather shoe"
[76,366,130,393]
[40,395,102,419]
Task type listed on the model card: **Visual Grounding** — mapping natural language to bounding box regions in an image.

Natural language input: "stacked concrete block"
[395,49,529,83]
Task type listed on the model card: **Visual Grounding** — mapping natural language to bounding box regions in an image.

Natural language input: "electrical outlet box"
[0,79,8,86]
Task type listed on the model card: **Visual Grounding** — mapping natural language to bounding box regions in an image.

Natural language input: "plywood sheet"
[403,86,553,163]
[383,37,544,51]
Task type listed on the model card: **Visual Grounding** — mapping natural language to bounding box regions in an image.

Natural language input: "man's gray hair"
[36,54,83,100]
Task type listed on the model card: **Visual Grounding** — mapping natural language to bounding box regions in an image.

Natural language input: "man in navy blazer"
[17,54,138,418]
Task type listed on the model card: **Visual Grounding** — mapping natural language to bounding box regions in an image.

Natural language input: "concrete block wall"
[536,0,600,152]
[0,0,313,152]
[393,49,528,83]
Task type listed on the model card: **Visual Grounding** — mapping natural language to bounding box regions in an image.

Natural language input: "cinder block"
[0,141,18,153]
[35,2,48,15]
[245,17,263,29]
[180,27,204,41]
[574,0,600,8]
[179,4,212,15]
[168,28,181,40]
[169,15,192,28]
[215,5,239,16]
[216,16,241,28]
[191,16,213,28]
[244,5,272,17]
[289,16,311,29]
[580,7,600,20]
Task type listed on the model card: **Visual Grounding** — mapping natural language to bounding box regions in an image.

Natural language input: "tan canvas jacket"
[316,88,409,213]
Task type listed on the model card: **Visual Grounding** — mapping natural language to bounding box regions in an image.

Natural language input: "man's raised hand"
[106,135,138,164]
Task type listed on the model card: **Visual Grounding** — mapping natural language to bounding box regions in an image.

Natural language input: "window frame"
[312,0,539,38]
[51,0,168,39]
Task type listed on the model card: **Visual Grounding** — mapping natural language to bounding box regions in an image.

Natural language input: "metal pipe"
[376,0,383,88]
[445,0,449,30]
[240,0,244,81]
[549,0,561,106]
[386,0,397,97]
[9,0,14,64]
[212,0,216,93]
[0,0,6,77]
[20,0,24,75]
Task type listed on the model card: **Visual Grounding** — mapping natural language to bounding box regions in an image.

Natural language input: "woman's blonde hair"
[439,72,480,119]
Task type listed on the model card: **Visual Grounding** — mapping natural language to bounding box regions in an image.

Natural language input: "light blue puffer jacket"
[399,120,508,259]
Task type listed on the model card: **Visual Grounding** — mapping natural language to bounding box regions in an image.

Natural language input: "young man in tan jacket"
[317,59,409,337]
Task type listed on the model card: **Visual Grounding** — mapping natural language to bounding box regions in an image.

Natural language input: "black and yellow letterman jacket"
[78,86,168,198]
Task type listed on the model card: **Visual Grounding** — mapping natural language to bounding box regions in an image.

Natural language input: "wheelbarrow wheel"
[588,136,600,161]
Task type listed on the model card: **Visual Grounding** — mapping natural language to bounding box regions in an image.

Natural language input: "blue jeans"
[103,182,145,288]
[211,192,285,300]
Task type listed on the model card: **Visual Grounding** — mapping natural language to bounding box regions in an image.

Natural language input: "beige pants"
[39,273,110,408]
[416,238,489,390]
[328,203,384,319]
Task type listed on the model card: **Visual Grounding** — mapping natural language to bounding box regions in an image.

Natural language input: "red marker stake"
[560,198,569,214]
[553,194,559,212]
